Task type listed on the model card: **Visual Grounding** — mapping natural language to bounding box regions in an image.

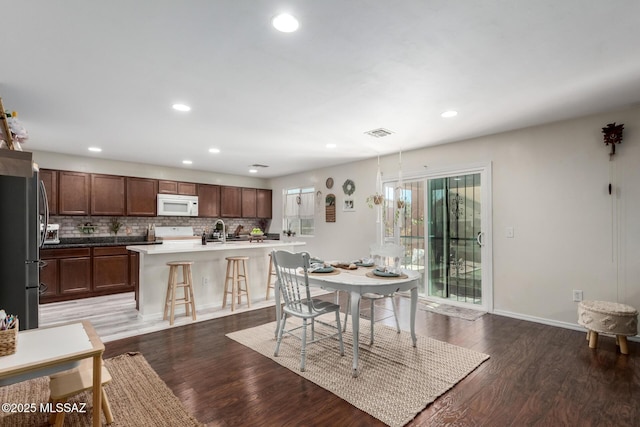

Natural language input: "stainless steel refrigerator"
[0,167,48,331]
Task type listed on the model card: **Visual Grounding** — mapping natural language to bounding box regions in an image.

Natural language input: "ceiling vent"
[250,164,269,168]
[364,128,394,138]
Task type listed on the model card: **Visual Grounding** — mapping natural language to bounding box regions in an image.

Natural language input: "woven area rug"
[420,301,487,321]
[227,318,489,427]
[0,352,203,427]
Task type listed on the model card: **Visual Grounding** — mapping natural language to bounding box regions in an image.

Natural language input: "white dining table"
[0,320,105,427]
[275,266,421,377]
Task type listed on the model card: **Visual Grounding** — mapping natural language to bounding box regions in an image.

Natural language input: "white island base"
[127,240,306,321]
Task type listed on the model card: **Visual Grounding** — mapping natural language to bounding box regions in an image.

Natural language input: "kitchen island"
[127,240,306,320]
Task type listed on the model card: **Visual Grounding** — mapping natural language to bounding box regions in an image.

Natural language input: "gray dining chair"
[272,250,345,372]
[343,292,400,345]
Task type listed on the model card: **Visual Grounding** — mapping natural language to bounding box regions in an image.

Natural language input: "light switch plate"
[506,227,514,238]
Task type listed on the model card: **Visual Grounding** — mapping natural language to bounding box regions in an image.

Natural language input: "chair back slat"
[272,250,314,314]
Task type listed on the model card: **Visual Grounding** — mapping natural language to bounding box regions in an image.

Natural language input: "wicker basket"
[0,320,18,356]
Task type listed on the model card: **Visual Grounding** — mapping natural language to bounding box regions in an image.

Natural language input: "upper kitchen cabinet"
[91,174,125,215]
[198,184,220,218]
[58,171,90,215]
[220,186,241,217]
[40,169,58,215]
[126,177,157,216]
[158,180,197,196]
[241,188,257,218]
[257,189,272,218]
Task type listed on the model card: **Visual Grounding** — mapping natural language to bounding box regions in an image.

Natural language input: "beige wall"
[269,104,640,330]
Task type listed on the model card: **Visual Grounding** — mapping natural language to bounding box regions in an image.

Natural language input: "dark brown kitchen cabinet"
[40,246,136,303]
[91,174,125,215]
[40,169,58,215]
[126,177,157,216]
[221,186,242,217]
[58,171,90,215]
[93,246,130,291]
[46,248,92,296]
[159,180,197,196]
[241,188,257,218]
[257,189,272,218]
[198,184,221,217]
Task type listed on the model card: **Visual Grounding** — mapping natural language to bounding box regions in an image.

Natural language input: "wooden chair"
[49,358,113,426]
[223,256,251,310]
[272,250,344,372]
[164,261,197,325]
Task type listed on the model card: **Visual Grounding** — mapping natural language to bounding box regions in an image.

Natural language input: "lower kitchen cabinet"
[40,246,134,303]
[93,247,130,291]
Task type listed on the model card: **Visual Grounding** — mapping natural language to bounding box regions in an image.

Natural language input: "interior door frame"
[383,161,493,313]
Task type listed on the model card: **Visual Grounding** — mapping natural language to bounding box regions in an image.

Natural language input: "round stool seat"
[226,256,249,261]
[167,260,194,266]
[578,300,638,336]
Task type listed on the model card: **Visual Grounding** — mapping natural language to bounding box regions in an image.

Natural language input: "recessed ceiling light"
[172,103,191,112]
[88,147,102,152]
[272,13,299,32]
[208,148,221,154]
[441,110,458,118]
[182,160,193,165]
[249,169,258,174]
[326,143,337,149]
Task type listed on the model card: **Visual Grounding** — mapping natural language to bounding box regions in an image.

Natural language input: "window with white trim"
[283,187,315,236]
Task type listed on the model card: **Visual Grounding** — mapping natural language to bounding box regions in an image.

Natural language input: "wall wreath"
[342,179,355,196]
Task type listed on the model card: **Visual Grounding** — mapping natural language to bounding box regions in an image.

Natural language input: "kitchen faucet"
[214,219,226,243]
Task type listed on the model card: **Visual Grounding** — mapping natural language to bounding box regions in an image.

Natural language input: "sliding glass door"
[427,174,483,304]
[383,164,492,310]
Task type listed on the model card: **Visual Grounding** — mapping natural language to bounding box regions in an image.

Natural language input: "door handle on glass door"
[476,232,484,246]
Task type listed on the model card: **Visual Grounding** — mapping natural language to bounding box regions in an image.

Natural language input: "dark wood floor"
[104,295,640,426]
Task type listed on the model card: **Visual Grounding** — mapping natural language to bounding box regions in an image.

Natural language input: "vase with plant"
[109,217,123,242]
[365,193,385,209]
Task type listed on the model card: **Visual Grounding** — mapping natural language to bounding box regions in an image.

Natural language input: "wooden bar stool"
[164,261,197,325]
[265,253,277,300]
[49,358,114,426]
[223,256,251,310]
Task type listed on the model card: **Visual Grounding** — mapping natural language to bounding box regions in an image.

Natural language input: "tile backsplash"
[51,216,271,238]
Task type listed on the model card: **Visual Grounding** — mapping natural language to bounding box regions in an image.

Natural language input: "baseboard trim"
[492,309,640,342]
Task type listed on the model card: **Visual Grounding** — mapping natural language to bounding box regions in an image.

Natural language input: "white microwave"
[157,194,199,216]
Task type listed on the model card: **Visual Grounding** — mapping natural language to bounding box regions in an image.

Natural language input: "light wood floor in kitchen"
[39,292,283,342]
[39,289,330,343]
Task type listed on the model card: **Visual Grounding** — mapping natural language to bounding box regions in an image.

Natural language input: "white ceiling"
[3,1,640,178]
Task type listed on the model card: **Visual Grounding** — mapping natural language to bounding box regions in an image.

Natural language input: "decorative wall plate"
[326,177,334,189]
[342,179,355,195]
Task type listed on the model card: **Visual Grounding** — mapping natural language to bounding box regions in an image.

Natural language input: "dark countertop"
[42,236,163,249]
[43,233,280,249]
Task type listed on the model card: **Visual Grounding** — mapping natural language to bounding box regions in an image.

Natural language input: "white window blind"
[283,187,315,236]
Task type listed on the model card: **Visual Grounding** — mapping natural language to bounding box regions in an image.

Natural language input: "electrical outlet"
[202,277,209,286]
[572,290,583,302]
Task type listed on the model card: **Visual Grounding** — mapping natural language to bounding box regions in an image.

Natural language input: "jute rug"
[0,352,203,427]
[227,318,489,427]
[420,301,487,321]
